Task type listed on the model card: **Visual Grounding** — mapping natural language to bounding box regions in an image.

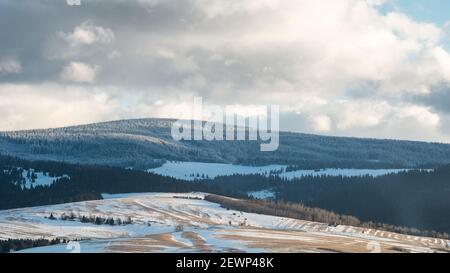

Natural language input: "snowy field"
[0,193,448,253]
[147,161,412,181]
[20,170,70,189]
[2,168,70,189]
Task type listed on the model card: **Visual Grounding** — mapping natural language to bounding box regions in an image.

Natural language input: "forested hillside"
[0,155,198,210]
[2,118,450,168]
[276,168,450,235]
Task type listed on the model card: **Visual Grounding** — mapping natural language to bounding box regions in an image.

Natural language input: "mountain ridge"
[3,117,448,145]
[1,118,450,169]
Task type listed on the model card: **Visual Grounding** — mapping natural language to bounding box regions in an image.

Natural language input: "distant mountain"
[1,118,450,169]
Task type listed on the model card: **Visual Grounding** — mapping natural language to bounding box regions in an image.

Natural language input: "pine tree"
[95,217,103,225]
[31,172,37,183]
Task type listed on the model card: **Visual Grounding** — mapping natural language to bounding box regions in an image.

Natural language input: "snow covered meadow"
[1,193,448,253]
[147,161,412,181]
[20,170,70,190]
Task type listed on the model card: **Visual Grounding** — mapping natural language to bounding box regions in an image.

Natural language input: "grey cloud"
[0,0,307,94]
[414,85,450,114]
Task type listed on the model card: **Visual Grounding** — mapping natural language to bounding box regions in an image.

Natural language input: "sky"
[391,0,450,25]
[0,0,450,143]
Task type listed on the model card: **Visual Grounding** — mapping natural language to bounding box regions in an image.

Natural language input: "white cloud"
[194,0,279,18]
[0,83,198,131]
[199,0,445,97]
[61,21,114,46]
[0,84,118,131]
[433,47,450,82]
[0,58,21,74]
[444,20,450,31]
[311,115,332,133]
[366,0,389,6]
[60,62,99,83]
[299,99,446,142]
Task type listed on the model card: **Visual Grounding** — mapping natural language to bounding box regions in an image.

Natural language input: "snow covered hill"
[1,118,450,169]
[1,193,448,253]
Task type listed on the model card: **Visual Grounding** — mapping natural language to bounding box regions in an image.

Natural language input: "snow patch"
[247,190,276,200]
[20,170,70,189]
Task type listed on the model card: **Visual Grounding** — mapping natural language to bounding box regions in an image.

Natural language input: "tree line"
[47,213,134,226]
[205,194,449,239]
[0,238,68,253]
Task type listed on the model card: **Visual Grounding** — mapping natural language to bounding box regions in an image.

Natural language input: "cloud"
[414,85,450,114]
[282,99,446,142]
[311,115,332,133]
[0,84,118,131]
[444,21,450,32]
[0,83,197,131]
[61,21,115,46]
[60,62,99,83]
[366,0,389,6]
[1,0,450,142]
[0,58,21,74]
